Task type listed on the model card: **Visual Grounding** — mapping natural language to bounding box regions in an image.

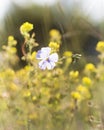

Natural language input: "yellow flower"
[8,36,14,41]
[82,77,92,87]
[8,35,17,45]
[20,22,33,34]
[71,91,81,100]
[24,65,34,72]
[69,70,79,79]
[31,51,37,60]
[85,63,96,72]
[49,41,60,51]
[96,41,104,53]
[63,51,73,65]
[26,51,37,62]
[49,29,61,38]
[77,85,91,99]
[63,51,72,57]
[49,29,61,43]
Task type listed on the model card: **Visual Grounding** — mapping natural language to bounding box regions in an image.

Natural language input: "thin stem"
[22,41,27,56]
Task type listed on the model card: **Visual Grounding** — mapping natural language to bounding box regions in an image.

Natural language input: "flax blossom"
[36,47,58,70]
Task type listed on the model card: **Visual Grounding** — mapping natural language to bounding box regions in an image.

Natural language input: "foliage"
[0,22,104,130]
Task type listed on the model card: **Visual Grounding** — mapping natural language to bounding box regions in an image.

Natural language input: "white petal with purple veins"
[36,47,51,60]
[49,53,58,62]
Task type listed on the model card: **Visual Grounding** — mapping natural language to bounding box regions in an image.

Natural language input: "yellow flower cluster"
[96,41,104,53]
[49,41,60,52]
[20,22,33,34]
[2,36,17,55]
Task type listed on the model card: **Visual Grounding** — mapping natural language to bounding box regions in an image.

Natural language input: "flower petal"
[36,47,51,60]
[38,60,47,70]
[49,53,58,62]
[38,60,56,70]
[49,61,56,69]
[46,61,56,70]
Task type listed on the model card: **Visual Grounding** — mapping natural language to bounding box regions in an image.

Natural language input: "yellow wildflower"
[69,70,79,79]
[49,29,61,38]
[49,29,61,43]
[63,51,72,57]
[31,51,37,60]
[63,51,73,65]
[96,41,104,53]
[8,36,17,46]
[85,63,96,72]
[24,65,34,72]
[71,91,81,100]
[20,22,33,34]
[8,36,14,41]
[77,85,91,99]
[82,77,92,87]
[49,41,60,52]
